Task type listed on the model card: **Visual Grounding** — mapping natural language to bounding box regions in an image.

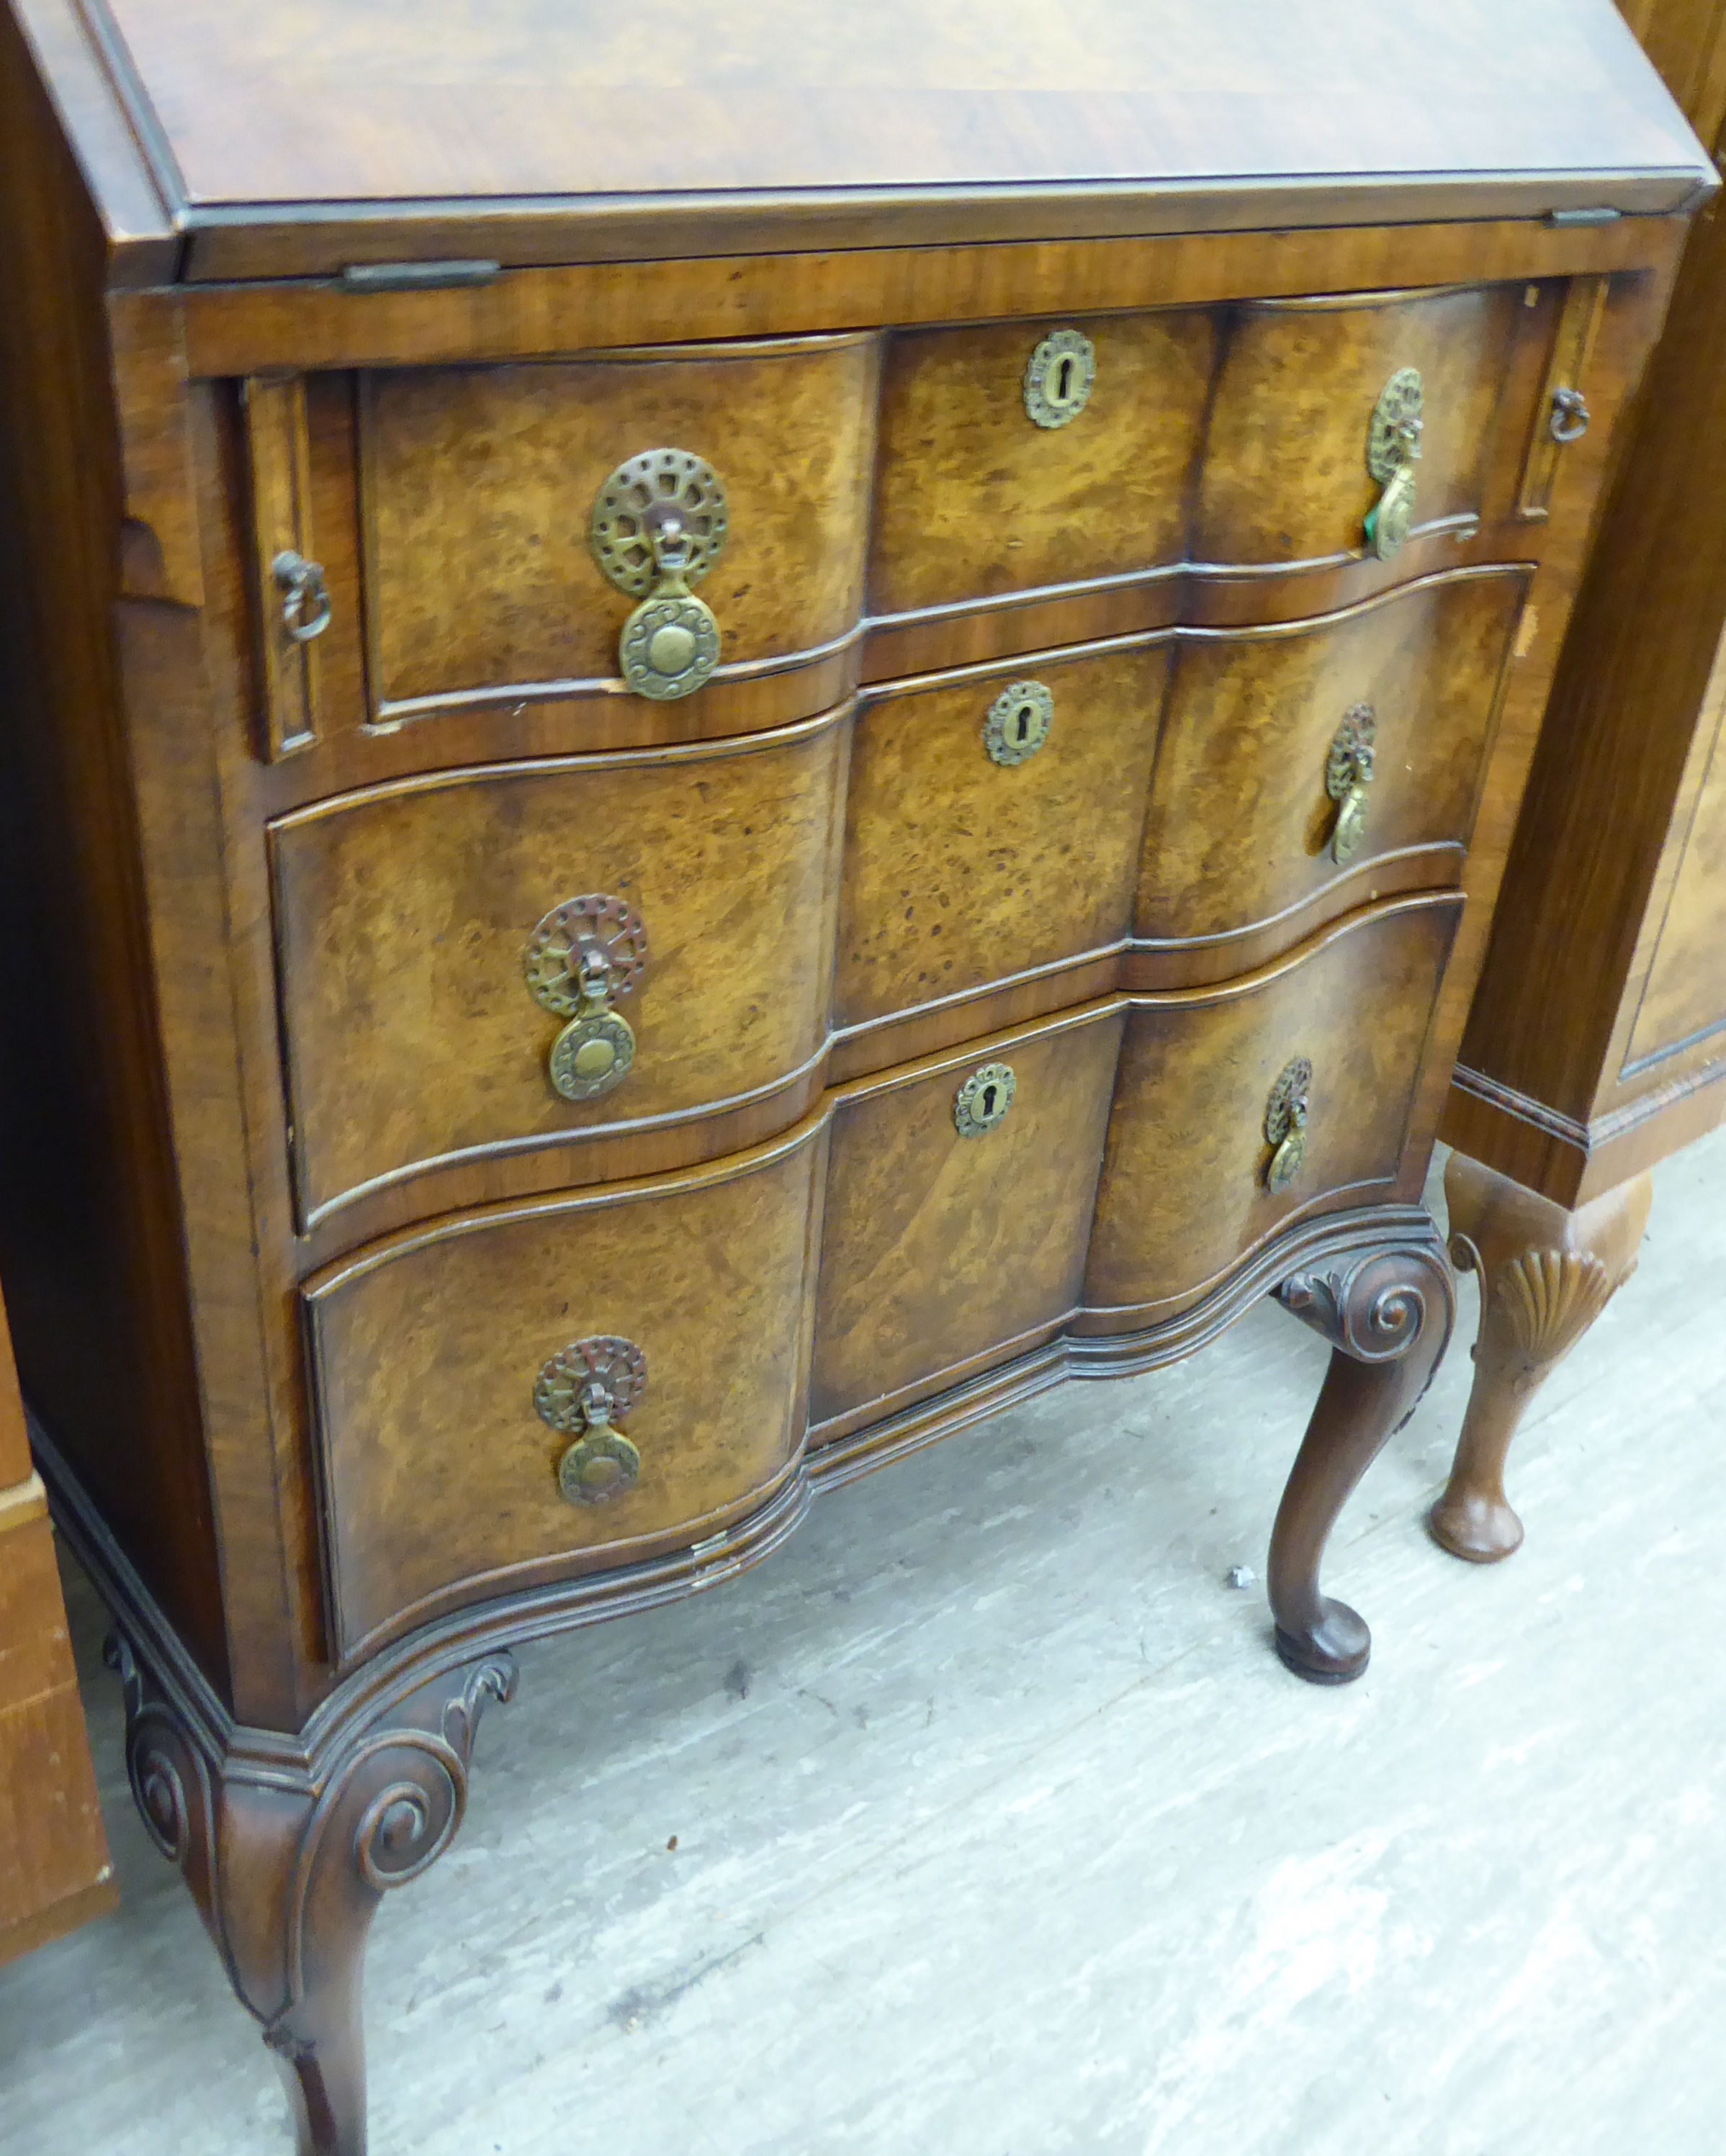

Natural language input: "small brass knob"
[591,449,727,700]
[1365,369,1423,561]
[523,895,649,1102]
[272,550,333,641]
[1264,1057,1313,1194]
[536,1335,647,1506]
[1023,328,1096,428]
[1325,703,1377,865]
[1549,387,1590,445]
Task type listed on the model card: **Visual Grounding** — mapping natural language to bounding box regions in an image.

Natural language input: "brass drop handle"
[536,1335,647,1505]
[523,894,650,1102]
[1549,387,1591,445]
[590,448,728,700]
[1364,368,1423,561]
[1264,1057,1313,1194]
[1325,703,1377,865]
[272,549,333,642]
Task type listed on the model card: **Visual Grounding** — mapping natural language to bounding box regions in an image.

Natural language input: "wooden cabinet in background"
[0,1,1709,2149]
[1434,0,1726,1564]
[0,1285,113,1968]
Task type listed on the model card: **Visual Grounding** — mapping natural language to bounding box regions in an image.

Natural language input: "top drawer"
[245,333,879,757]
[867,281,1552,621]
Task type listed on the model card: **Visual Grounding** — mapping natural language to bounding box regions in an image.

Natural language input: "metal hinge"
[1545,207,1622,228]
[338,258,502,294]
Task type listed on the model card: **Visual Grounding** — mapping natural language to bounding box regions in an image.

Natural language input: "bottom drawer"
[304,1123,826,1660]
[1083,896,1460,1322]
[810,1006,1123,1430]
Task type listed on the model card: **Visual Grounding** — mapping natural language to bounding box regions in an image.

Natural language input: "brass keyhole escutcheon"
[954,1060,1016,1137]
[591,448,728,700]
[1325,703,1377,865]
[523,894,649,1102]
[984,680,1054,766]
[535,1335,647,1506]
[1023,328,1096,428]
[1365,368,1423,561]
[1263,1057,1313,1194]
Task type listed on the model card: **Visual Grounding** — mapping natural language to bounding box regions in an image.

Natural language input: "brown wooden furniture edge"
[0,1875,119,1970]
[1444,1052,1726,1205]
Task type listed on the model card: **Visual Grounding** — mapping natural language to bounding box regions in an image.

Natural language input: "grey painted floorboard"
[4,1132,1723,2152]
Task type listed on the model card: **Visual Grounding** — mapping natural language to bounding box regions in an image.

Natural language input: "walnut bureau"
[1434,0,1726,1564]
[0,2,1709,2149]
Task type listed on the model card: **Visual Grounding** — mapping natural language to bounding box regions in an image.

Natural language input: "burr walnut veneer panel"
[1085,899,1460,1322]
[271,712,850,1224]
[307,1129,825,1659]
[1140,569,1527,945]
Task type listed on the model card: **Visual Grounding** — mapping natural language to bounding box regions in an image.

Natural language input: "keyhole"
[1015,704,1032,741]
[981,1083,998,1118]
[1055,355,1074,404]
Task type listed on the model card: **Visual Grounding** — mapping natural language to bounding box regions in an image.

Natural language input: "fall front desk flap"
[24,0,1717,277]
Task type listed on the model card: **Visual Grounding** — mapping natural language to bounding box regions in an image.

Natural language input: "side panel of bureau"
[0,15,230,1689]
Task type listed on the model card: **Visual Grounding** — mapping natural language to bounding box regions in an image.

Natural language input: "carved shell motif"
[1487,1248,1614,1386]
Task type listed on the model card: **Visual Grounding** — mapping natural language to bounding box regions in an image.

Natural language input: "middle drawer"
[270,708,850,1229]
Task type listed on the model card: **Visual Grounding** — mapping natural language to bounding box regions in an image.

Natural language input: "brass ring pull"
[535,1335,647,1505]
[591,449,728,700]
[1325,703,1377,865]
[272,550,333,642]
[1549,387,1591,445]
[523,895,649,1101]
[1264,1057,1313,1194]
[1364,369,1423,561]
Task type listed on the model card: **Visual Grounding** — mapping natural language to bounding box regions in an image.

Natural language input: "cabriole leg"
[109,1636,516,2156]
[1269,1236,1455,1683]
[1431,1153,1652,1564]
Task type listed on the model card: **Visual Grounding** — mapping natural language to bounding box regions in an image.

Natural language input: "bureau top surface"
[15,0,1714,278]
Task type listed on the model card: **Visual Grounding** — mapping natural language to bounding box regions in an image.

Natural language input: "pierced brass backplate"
[535,1335,647,1506]
[523,895,649,1101]
[954,1062,1015,1137]
[984,681,1054,766]
[1264,1057,1313,1194]
[1325,703,1377,865]
[591,448,728,700]
[1023,328,1095,428]
[1364,368,1423,561]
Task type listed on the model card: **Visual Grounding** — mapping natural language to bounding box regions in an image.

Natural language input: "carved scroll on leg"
[1431,1155,1651,1563]
[1269,1235,1455,1683]
[109,1638,516,2156]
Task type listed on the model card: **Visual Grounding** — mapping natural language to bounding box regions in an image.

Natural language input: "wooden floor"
[4,1130,1725,2153]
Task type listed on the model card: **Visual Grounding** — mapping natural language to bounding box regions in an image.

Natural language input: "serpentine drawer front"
[0,4,1706,2150]
[269,711,849,1225]
[304,1127,825,1660]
